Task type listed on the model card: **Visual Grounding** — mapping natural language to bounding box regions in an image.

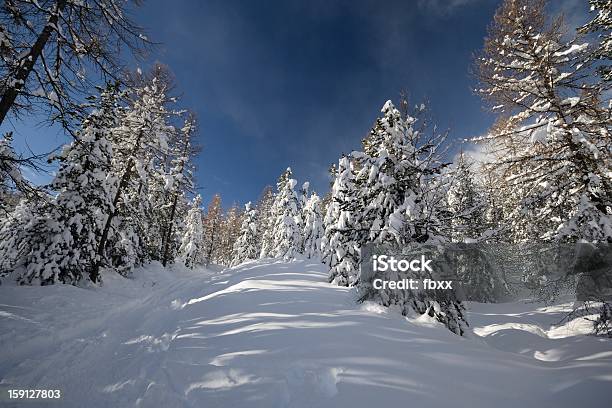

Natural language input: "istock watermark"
[372,254,433,273]
[360,242,612,303]
[372,278,453,290]
[371,254,453,291]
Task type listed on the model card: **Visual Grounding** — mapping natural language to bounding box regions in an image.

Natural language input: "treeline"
[177,168,325,269]
[0,66,199,284]
[0,1,208,283]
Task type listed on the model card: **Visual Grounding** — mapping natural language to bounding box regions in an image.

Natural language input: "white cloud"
[418,0,483,16]
[458,139,497,165]
[550,0,591,31]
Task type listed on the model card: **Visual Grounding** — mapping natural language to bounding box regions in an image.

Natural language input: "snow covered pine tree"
[325,100,468,334]
[323,156,361,286]
[178,194,205,268]
[0,84,122,284]
[302,192,324,259]
[256,186,275,259]
[270,168,303,260]
[231,202,259,266]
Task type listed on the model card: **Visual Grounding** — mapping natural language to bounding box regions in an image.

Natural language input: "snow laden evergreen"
[475,0,612,244]
[323,156,361,286]
[297,181,310,251]
[98,71,183,277]
[231,202,259,266]
[446,152,507,302]
[302,192,324,259]
[178,195,205,268]
[153,115,197,267]
[217,205,242,266]
[325,100,467,335]
[354,100,436,245]
[447,152,486,242]
[0,84,122,284]
[98,77,170,276]
[270,168,303,260]
[256,186,275,259]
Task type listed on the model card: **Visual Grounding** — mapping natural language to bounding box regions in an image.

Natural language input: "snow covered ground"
[1,259,610,407]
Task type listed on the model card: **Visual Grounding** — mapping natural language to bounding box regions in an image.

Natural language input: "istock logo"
[372,254,433,273]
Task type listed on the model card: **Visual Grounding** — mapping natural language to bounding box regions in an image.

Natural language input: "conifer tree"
[0,84,121,284]
[159,116,197,267]
[297,181,310,251]
[218,205,242,265]
[476,0,612,331]
[323,156,361,285]
[96,72,177,277]
[302,192,324,259]
[256,186,275,258]
[325,100,467,334]
[579,0,612,81]
[0,0,151,128]
[178,194,205,268]
[231,202,258,266]
[475,0,612,243]
[203,194,223,265]
[270,168,302,260]
[0,132,29,215]
[447,152,486,242]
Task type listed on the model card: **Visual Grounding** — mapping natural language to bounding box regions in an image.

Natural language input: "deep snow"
[0,259,610,407]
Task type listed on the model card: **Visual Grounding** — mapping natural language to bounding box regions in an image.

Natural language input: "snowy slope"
[1,259,611,408]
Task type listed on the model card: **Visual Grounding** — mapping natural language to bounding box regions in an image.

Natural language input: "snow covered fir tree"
[231,202,258,266]
[1,1,612,405]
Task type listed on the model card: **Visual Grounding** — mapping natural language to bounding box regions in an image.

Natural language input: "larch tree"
[159,115,197,267]
[476,0,612,334]
[218,204,242,266]
[578,0,612,82]
[0,0,151,129]
[203,194,222,265]
[94,72,176,278]
[475,0,612,243]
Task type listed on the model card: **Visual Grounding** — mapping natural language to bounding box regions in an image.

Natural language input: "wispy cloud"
[550,0,591,31]
[418,0,483,17]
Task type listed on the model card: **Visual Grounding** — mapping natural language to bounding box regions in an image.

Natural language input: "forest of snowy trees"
[0,0,610,337]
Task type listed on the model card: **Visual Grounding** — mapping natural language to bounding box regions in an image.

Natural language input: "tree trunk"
[206,219,218,265]
[90,161,134,282]
[0,0,68,126]
[161,193,179,267]
[90,130,144,282]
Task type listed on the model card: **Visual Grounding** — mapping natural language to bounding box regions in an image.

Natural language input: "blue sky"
[4,0,591,208]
